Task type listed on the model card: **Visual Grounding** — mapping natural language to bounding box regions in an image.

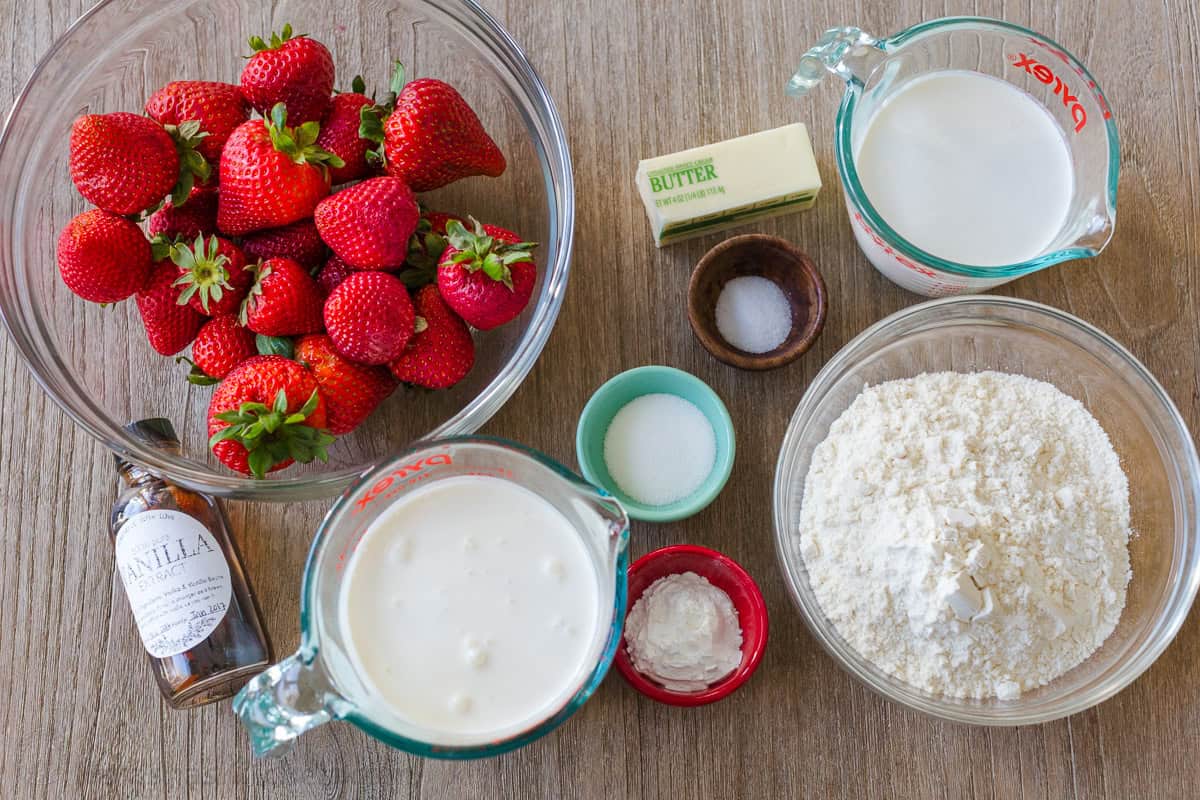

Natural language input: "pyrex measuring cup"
[789,17,1119,296]
[233,437,630,759]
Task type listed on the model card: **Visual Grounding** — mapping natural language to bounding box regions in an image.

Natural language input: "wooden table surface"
[3,0,1199,797]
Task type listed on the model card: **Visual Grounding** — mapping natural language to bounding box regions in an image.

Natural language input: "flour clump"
[797,371,1131,699]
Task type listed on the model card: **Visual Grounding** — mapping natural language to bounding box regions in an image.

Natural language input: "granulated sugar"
[603,393,715,506]
[714,276,792,353]
[797,371,1131,700]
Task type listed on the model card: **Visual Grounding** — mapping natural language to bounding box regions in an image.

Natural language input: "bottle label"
[115,510,233,659]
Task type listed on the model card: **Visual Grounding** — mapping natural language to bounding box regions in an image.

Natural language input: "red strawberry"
[242,220,327,272]
[145,80,250,163]
[398,208,464,287]
[147,188,218,241]
[381,75,505,191]
[70,112,208,215]
[295,334,396,434]
[57,209,152,303]
[436,219,537,330]
[217,105,341,236]
[323,271,414,365]
[170,234,252,316]
[316,86,375,185]
[207,355,333,477]
[183,314,257,384]
[240,25,334,124]
[390,285,475,389]
[313,176,418,271]
[240,257,325,336]
[136,260,205,355]
[316,255,354,294]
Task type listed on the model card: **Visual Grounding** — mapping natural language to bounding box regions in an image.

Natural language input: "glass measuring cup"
[788,17,1119,296]
[232,437,630,759]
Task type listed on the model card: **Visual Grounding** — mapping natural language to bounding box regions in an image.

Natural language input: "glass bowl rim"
[771,294,1200,724]
[0,0,575,502]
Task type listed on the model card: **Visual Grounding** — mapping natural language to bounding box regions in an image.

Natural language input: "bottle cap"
[114,417,182,470]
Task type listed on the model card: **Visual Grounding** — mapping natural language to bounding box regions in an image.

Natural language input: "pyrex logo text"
[1010,53,1087,132]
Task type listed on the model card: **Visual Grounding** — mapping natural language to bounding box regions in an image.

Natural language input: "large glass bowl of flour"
[773,296,1200,724]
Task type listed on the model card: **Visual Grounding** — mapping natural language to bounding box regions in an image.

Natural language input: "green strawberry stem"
[171,234,233,312]
[164,119,212,207]
[209,388,334,478]
[360,60,407,168]
[175,355,221,387]
[256,334,294,358]
[444,218,537,290]
[248,23,304,53]
[266,103,345,169]
[239,260,271,326]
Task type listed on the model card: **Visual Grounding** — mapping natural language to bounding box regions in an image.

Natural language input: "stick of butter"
[635,123,822,247]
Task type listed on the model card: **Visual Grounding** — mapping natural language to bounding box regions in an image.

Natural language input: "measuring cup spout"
[787,26,885,97]
[233,648,342,757]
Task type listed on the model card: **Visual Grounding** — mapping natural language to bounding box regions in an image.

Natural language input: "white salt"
[714,275,792,353]
[602,393,716,506]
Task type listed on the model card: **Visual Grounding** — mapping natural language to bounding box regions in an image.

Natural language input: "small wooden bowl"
[687,234,827,371]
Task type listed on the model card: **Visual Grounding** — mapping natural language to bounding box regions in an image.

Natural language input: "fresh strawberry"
[136,260,205,355]
[182,313,257,384]
[69,112,209,215]
[207,355,333,477]
[240,257,325,336]
[389,285,475,389]
[145,80,250,162]
[170,234,252,316]
[57,209,152,303]
[316,82,375,185]
[295,334,396,434]
[217,104,341,236]
[240,24,334,124]
[241,220,327,272]
[380,73,505,191]
[398,208,464,287]
[323,271,414,365]
[147,188,218,241]
[313,176,418,271]
[436,219,537,330]
[316,255,354,294]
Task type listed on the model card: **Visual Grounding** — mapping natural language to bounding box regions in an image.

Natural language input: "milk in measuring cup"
[338,475,600,744]
[855,70,1075,267]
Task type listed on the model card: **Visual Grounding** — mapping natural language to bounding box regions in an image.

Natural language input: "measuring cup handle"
[232,649,340,757]
[787,26,882,97]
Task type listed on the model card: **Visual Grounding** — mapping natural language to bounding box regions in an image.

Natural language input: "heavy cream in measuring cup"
[338,475,600,743]
[855,70,1075,266]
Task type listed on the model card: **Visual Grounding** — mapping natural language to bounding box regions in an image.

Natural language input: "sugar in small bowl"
[576,367,735,522]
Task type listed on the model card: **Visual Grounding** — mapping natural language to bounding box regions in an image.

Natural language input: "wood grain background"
[2,0,1199,798]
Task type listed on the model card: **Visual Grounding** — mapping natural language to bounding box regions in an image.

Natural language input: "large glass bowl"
[0,0,572,500]
[773,296,1200,724]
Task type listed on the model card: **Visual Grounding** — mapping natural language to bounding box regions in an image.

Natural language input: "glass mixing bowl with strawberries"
[0,0,574,499]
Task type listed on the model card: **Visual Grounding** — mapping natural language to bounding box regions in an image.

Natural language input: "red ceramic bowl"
[615,545,768,706]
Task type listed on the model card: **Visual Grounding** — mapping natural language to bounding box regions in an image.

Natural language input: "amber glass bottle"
[109,419,271,708]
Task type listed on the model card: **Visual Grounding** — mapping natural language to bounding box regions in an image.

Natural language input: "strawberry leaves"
[266,103,345,169]
[248,23,301,53]
[361,61,407,168]
[164,119,212,207]
[209,388,334,478]
[176,355,221,387]
[171,234,232,313]
[444,218,536,291]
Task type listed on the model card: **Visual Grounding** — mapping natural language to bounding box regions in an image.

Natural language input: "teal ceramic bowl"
[576,366,736,522]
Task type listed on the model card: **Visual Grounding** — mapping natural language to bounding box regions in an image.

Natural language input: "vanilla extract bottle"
[110,418,271,708]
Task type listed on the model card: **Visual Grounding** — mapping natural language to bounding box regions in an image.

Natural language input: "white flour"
[797,371,1131,699]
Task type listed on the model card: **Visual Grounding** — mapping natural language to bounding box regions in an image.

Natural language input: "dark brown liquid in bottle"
[110,424,272,709]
